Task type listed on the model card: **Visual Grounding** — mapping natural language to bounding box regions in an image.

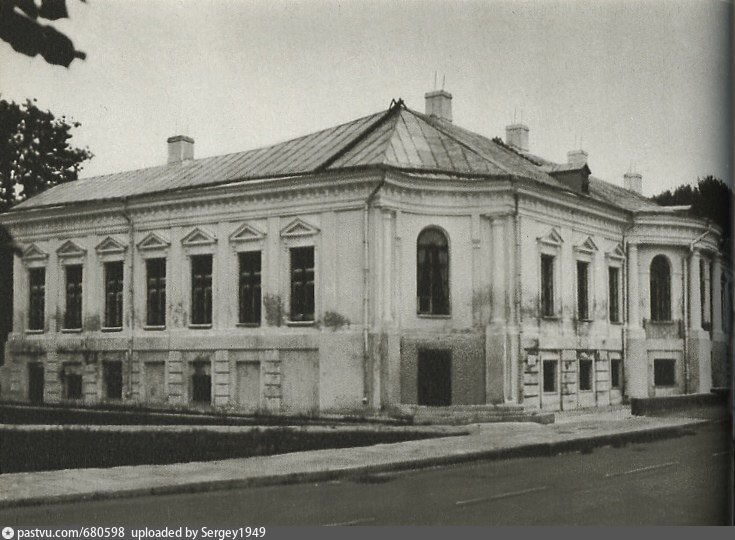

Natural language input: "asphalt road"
[1,422,732,526]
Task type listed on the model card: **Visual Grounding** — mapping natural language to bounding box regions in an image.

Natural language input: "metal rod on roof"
[434,71,437,90]
[442,74,445,90]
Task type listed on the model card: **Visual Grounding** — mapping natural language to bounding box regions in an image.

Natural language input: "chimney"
[624,172,642,194]
[425,90,452,122]
[167,135,194,164]
[505,124,529,152]
[567,149,588,168]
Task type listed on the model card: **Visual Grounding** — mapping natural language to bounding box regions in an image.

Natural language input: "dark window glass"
[103,361,123,399]
[543,360,557,392]
[540,255,555,317]
[28,267,45,331]
[239,251,261,325]
[577,261,589,320]
[650,255,671,321]
[104,261,124,328]
[191,255,213,325]
[609,267,620,323]
[191,361,211,403]
[146,258,166,327]
[290,247,315,321]
[64,265,83,329]
[579,357,593,391]
[417,228,450,315]
[654,359,676,386]
[61,363,82,399]
[610,358,622,389]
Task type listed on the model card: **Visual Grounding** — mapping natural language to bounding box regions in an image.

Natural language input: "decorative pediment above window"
[137,232,170,251]
[22,244,49,262]
[280,218,319,238]
[606,243,626,261]
[229,222,265,244]
[56,240,86,259]
[574,236,598,255]
[537,228,563,247]
[182,227,217,247]
[95,236,127,255]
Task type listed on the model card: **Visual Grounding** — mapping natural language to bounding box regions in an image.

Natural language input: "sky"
[1,0,731,196]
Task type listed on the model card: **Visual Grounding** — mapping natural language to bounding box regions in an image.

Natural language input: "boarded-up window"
[654,358,676,387]
[64,265,83,329]
[239,251,261,325]
[577,261,590,320]
[540,255,555,317]
[543,360,557,393]
[191,255,213,325]
[290,247,314,321]
[104,261,124,328]
[103,361,123,399]
[417,227,449,315]
[191,361,211,403]
[650,255,671,321]
[579,356,593,391]
[610,358,622,389]
[28,267,45,331]
[146,258,166,327]
[609,267,620,323]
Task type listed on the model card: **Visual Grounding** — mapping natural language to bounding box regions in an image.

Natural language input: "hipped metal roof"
[11,100,659,212]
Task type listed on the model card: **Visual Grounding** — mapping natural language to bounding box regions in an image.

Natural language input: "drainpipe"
[362,177,385,406]
[512,188,522,403]
[620,220,636,400]
[120,199,135,399]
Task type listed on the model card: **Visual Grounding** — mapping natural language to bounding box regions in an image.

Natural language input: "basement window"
[543,360,557,393]
[191,361,212,404]
[191,255,213,326]
[104,261,124,329]
[579,356,593,391]
[610,358,622,389]
[61,362,83,400]
[654,359,676,387]
[103,361,123,400]
[28,267,45,331]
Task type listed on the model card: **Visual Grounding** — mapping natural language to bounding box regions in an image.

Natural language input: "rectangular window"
[542,360,557,393]
[61,362,83,400]
[238,251,261,325]
[104,261,124,328]
[290,246,315,322]
[577,261,589,320]
[103,361,123,399]
[540,255,555,317]
[610,358,622,389]
[28,267,45,331]
[146,258,166,327]
[191,255,213,325]
[579,357,593,391]
[654,359,676,387]
[64,265,83,329]
[191,361,211,403]
[609,267,620,323]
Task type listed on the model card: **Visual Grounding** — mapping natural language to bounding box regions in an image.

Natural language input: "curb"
[0,418,719,510]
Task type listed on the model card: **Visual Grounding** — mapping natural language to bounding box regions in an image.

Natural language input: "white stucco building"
[0,92,730,415]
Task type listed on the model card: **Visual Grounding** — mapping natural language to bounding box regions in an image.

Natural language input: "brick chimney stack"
[167,135,194,164]
[425,90,452,122]
[624,172,643,194]
[567,149,589,168]
[505,124,529,152]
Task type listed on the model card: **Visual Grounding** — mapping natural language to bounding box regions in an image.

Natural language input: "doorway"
[417,349,451,406]
[28,363,44,403]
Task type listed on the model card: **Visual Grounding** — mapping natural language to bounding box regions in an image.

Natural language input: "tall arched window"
[417,227,449,315]
[650,255,671,321]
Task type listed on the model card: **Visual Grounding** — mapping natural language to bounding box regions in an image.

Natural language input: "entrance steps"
[391,404,555,425]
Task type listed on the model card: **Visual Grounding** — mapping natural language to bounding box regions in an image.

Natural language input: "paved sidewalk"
[0,410,717,509]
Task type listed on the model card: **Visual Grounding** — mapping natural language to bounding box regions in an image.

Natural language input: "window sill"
[609,321,624,326]
[654,384,677,389]
[236,323,261,328]
[25,329,44,335]
[189,324,213,329]
[61,328,82,333]
[144,325,166,331]
[417,314,451,319]
[540,316,560,321]
[578,389,594,393]
[286,320,315,327]
[101,327,123,333]
[576,319,593,323]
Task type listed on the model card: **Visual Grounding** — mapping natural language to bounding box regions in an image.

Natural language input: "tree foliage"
[0,0,86,67]
[0,97,93,212]
[652,175,732,249]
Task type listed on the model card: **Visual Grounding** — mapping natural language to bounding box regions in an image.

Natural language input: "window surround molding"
[649,253,673,322]
[537,228,563,319]
[416,225,452,318]
[182,227,217,255]
[180,228,217,329]
[95,236,127,262]
[573,236,597,322]
[280,218,320,326]
[56,240,87,264]
[136,232,170,258]
[56,241,86,333]
[606,244,625,325]
[22,243,49,268]
[229,222,266,252]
